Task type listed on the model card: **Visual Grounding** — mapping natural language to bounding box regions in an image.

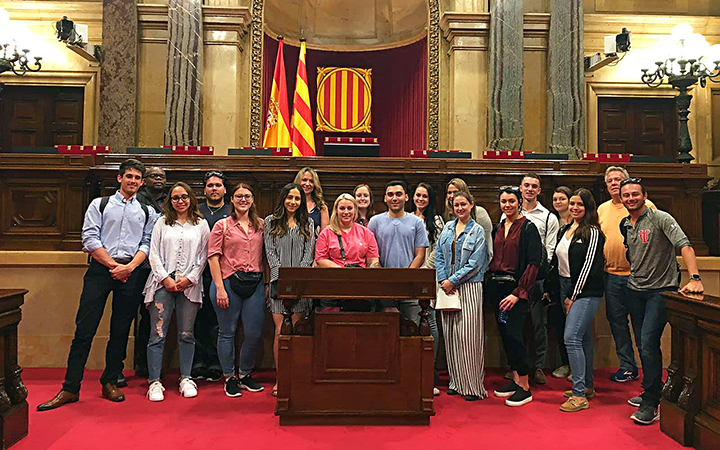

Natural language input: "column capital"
[441,12,550,52]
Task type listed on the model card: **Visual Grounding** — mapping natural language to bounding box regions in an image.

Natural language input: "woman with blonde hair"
[294,167,330,235]
[444,178,493,263]
[144,182,210,401]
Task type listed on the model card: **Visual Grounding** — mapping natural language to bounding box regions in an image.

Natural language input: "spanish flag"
[263,37,291,149]
[290,40,316,156]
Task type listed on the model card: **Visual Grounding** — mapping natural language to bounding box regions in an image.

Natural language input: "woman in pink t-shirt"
[315,194,380,269]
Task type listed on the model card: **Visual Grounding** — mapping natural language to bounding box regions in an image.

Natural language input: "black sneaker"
[494,381,520,398]
[446,388,459,396]
[462,394,480,401]
[191,367,208,381]
[505,388,533,407]
[224,377,242,398]
[206,368,222,382]
[631,404,659,425]
[116,375,127,388]
[239,375,264,392]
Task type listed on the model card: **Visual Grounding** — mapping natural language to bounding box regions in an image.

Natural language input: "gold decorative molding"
[249,0,264,146]
[137,4,252,50]
[440,12,550,53]
[427,0,440,150]
[0,70,100,145]
[263,26,427,53]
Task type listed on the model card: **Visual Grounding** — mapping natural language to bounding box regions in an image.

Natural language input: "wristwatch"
[690,274,702,281]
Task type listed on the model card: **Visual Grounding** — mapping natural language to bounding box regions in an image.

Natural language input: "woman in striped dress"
[435,190,488,401]
[264,183,316,396]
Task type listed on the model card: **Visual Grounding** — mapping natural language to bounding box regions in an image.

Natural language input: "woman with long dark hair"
[488,186,542,407]
[435,190,488,401]
[207,183,266,398]
[552,186,573,226]
[294,167,330,235]
[410,182,444,396]
[353,184,375,227]
[264,183,315,396]
[143,182,209,401]
[550,188,605,412]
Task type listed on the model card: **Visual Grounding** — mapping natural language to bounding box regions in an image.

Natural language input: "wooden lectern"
[660,291,720,449]
[275,268,436,425]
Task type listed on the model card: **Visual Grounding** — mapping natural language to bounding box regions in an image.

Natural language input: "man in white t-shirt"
[518,173,559,385]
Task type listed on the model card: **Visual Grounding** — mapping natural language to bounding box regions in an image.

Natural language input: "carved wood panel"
[4,186,63,236]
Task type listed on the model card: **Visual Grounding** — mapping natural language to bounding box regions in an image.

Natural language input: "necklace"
[207,204,224,215]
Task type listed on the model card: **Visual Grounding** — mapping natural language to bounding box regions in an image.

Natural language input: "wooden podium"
[660,291,720,449]
[275,268,436,425]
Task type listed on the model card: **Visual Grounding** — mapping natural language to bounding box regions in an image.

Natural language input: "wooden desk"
[0,290,28,449]
[275,268,435,425]
[0,153,711,253]
[661,291,720,449]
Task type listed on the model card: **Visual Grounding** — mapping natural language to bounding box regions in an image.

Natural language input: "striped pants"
[441,282,487,398]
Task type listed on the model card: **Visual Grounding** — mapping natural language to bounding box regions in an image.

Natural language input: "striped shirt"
[263,215,316,282]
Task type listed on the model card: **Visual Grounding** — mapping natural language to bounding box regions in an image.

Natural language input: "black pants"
[486,277,530,377]
[62,260,145,394]
[133,267,151,373]
[192,270,221,371]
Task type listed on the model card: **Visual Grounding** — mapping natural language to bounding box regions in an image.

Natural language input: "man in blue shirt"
[368,180,429,324]
[37,159,158,411]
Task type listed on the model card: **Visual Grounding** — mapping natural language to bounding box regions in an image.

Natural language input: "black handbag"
[229,271,262,298]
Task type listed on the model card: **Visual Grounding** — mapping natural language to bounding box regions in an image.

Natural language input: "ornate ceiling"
[264,0,428,49]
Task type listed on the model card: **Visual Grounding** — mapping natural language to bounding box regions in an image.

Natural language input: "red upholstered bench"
[57,145,110,154]
[582,152,632,163]
[410,149,471,159]
[228,147,292,156]
[163,145,214,155]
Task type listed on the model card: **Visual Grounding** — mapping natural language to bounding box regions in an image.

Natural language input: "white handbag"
[436,286,461,311]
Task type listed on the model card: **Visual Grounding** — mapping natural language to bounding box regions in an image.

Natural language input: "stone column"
[487,0,524,151]
[98,0,138,153]
[164,0,204,146]
[546,0,584,158]
[440,13,490,158]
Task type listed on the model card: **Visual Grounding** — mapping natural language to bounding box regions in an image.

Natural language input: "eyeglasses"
[145,173,166,180]
[204,171,224,182]
[620,177,642,187]
[233,194,253,201]
[171,194,190,202]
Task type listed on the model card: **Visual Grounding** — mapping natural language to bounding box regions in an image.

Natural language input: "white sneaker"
[179,377,198,398]
[147,380,165,402]
[433,387,440,396]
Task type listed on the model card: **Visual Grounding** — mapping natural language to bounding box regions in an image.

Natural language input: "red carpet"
[18,368,682,450]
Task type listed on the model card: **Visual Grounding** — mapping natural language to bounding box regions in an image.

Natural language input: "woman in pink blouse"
[207,183,266,398]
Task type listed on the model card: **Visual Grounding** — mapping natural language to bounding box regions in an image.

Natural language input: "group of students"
[37,159,704,427]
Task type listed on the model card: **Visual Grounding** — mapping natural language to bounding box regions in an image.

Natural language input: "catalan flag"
[262,37,291,149]
[290,40,316,157]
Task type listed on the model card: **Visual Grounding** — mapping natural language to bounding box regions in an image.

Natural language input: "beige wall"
[5,250,719,369]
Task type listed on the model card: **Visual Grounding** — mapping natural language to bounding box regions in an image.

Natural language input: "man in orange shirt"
[597,166,654,388]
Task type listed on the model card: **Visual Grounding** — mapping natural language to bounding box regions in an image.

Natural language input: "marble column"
[164,0,204,146]
[487,0,524,151]
[98,0,138,153]
[546,0,584,158]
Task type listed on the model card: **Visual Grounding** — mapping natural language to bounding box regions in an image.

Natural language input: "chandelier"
[0,7,42,79]
[640,23,720,163]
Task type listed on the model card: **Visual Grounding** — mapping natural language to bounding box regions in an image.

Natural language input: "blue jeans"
[210,276,265,378]
[147,288,200,381]
[604,273,642,372]
[627,288,669,409]
[561,275,600,396]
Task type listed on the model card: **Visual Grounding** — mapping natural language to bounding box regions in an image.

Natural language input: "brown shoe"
[37,390,79,411]
[532,368,547,385]
[560,395,589,412]
[101,383,125,402]
[564,387,596,399]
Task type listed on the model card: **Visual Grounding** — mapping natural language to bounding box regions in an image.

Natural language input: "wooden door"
[598,97,677,158]
[0,86,83,150]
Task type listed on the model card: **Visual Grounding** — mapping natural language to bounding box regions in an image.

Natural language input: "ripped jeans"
[147,288,200,381]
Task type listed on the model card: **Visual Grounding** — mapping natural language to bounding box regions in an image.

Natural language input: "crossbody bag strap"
[337,233,346,262]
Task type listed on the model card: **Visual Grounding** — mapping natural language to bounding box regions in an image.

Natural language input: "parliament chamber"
[1,0,720,448]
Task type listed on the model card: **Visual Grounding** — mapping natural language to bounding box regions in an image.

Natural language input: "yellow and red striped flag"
[263,37,291,148]
[290,40,316,156]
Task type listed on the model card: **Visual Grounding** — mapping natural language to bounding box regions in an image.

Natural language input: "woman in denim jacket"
[435,191,488,401]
